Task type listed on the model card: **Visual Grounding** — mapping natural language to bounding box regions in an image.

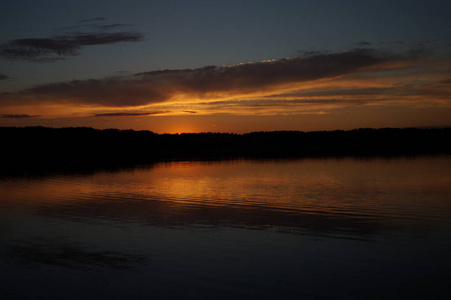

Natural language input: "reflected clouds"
[5,239,147,270]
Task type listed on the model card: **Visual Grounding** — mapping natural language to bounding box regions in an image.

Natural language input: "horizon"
[1,124,450,135]
[1,1,450,133]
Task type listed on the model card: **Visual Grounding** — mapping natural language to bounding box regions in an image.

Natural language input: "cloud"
[299,50,328,57]
[1,46,450,118]
[0,114,41,118]
[58,23,131,32]
[78,17,106,23]
[57,23,130,32]
[0,31,145,62]
[355,41,371,46]
[100,24,131,30]
[182,98,383,115]
[93,111,171,117]
[135,48,390,90]
[0,74,9,80]
[272,87,395,98]
[1,48,391,107]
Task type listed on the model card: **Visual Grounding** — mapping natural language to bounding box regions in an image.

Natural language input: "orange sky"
[1,1,451,133]
[1,48,450,133]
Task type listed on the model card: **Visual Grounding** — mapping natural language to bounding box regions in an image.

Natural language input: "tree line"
[1,126,450,174]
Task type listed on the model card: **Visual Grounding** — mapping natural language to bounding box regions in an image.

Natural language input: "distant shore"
[1,126,450,175]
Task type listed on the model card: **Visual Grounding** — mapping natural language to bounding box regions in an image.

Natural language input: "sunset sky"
[1,0,450,133]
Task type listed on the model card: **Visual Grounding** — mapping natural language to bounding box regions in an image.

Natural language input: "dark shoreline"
[1,126,450,175]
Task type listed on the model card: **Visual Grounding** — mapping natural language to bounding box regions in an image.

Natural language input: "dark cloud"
[135,48,390,92]
[78,17,106,23]
[0,48,397,107]
[1,114,41,118]
[0,74,9,80]
[379,41,406,45]
[57,22,131,33]
[355,41,371,46]
[93,111,171,117]
[0,32,145,62]
[100,24,131,30]
[299,50,328,57]
[183,111,198,114]
[25,77,166,106]
[56,25,94,31]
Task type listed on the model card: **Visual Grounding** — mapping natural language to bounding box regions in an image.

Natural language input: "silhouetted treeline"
[1,126,450,174]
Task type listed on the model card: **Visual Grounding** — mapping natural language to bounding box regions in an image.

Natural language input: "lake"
[1,156,450,299]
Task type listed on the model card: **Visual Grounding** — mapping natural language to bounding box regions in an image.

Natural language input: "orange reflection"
[2,157,451,228]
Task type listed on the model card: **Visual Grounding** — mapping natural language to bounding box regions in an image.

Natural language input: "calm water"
[1,156,450,299]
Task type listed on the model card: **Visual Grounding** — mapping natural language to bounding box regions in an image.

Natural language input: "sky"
[0,0,450,133]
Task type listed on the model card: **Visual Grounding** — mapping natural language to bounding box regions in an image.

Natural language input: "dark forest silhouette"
[1,126,450,174]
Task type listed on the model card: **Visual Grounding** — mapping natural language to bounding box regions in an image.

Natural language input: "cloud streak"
[0,114,41,118]
[78,17,106,23]
[100,24,131,30]
[0,32,145,62]
[355,41,371,46]
[0,19,145,62]
[0,47,449,118]
[1,48,394,106]
[93,111,171,117]
[0,74,9,80]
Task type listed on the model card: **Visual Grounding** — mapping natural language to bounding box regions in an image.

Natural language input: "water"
[1,156,450,299]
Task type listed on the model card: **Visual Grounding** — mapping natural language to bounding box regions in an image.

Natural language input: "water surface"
[1,156,450,299]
